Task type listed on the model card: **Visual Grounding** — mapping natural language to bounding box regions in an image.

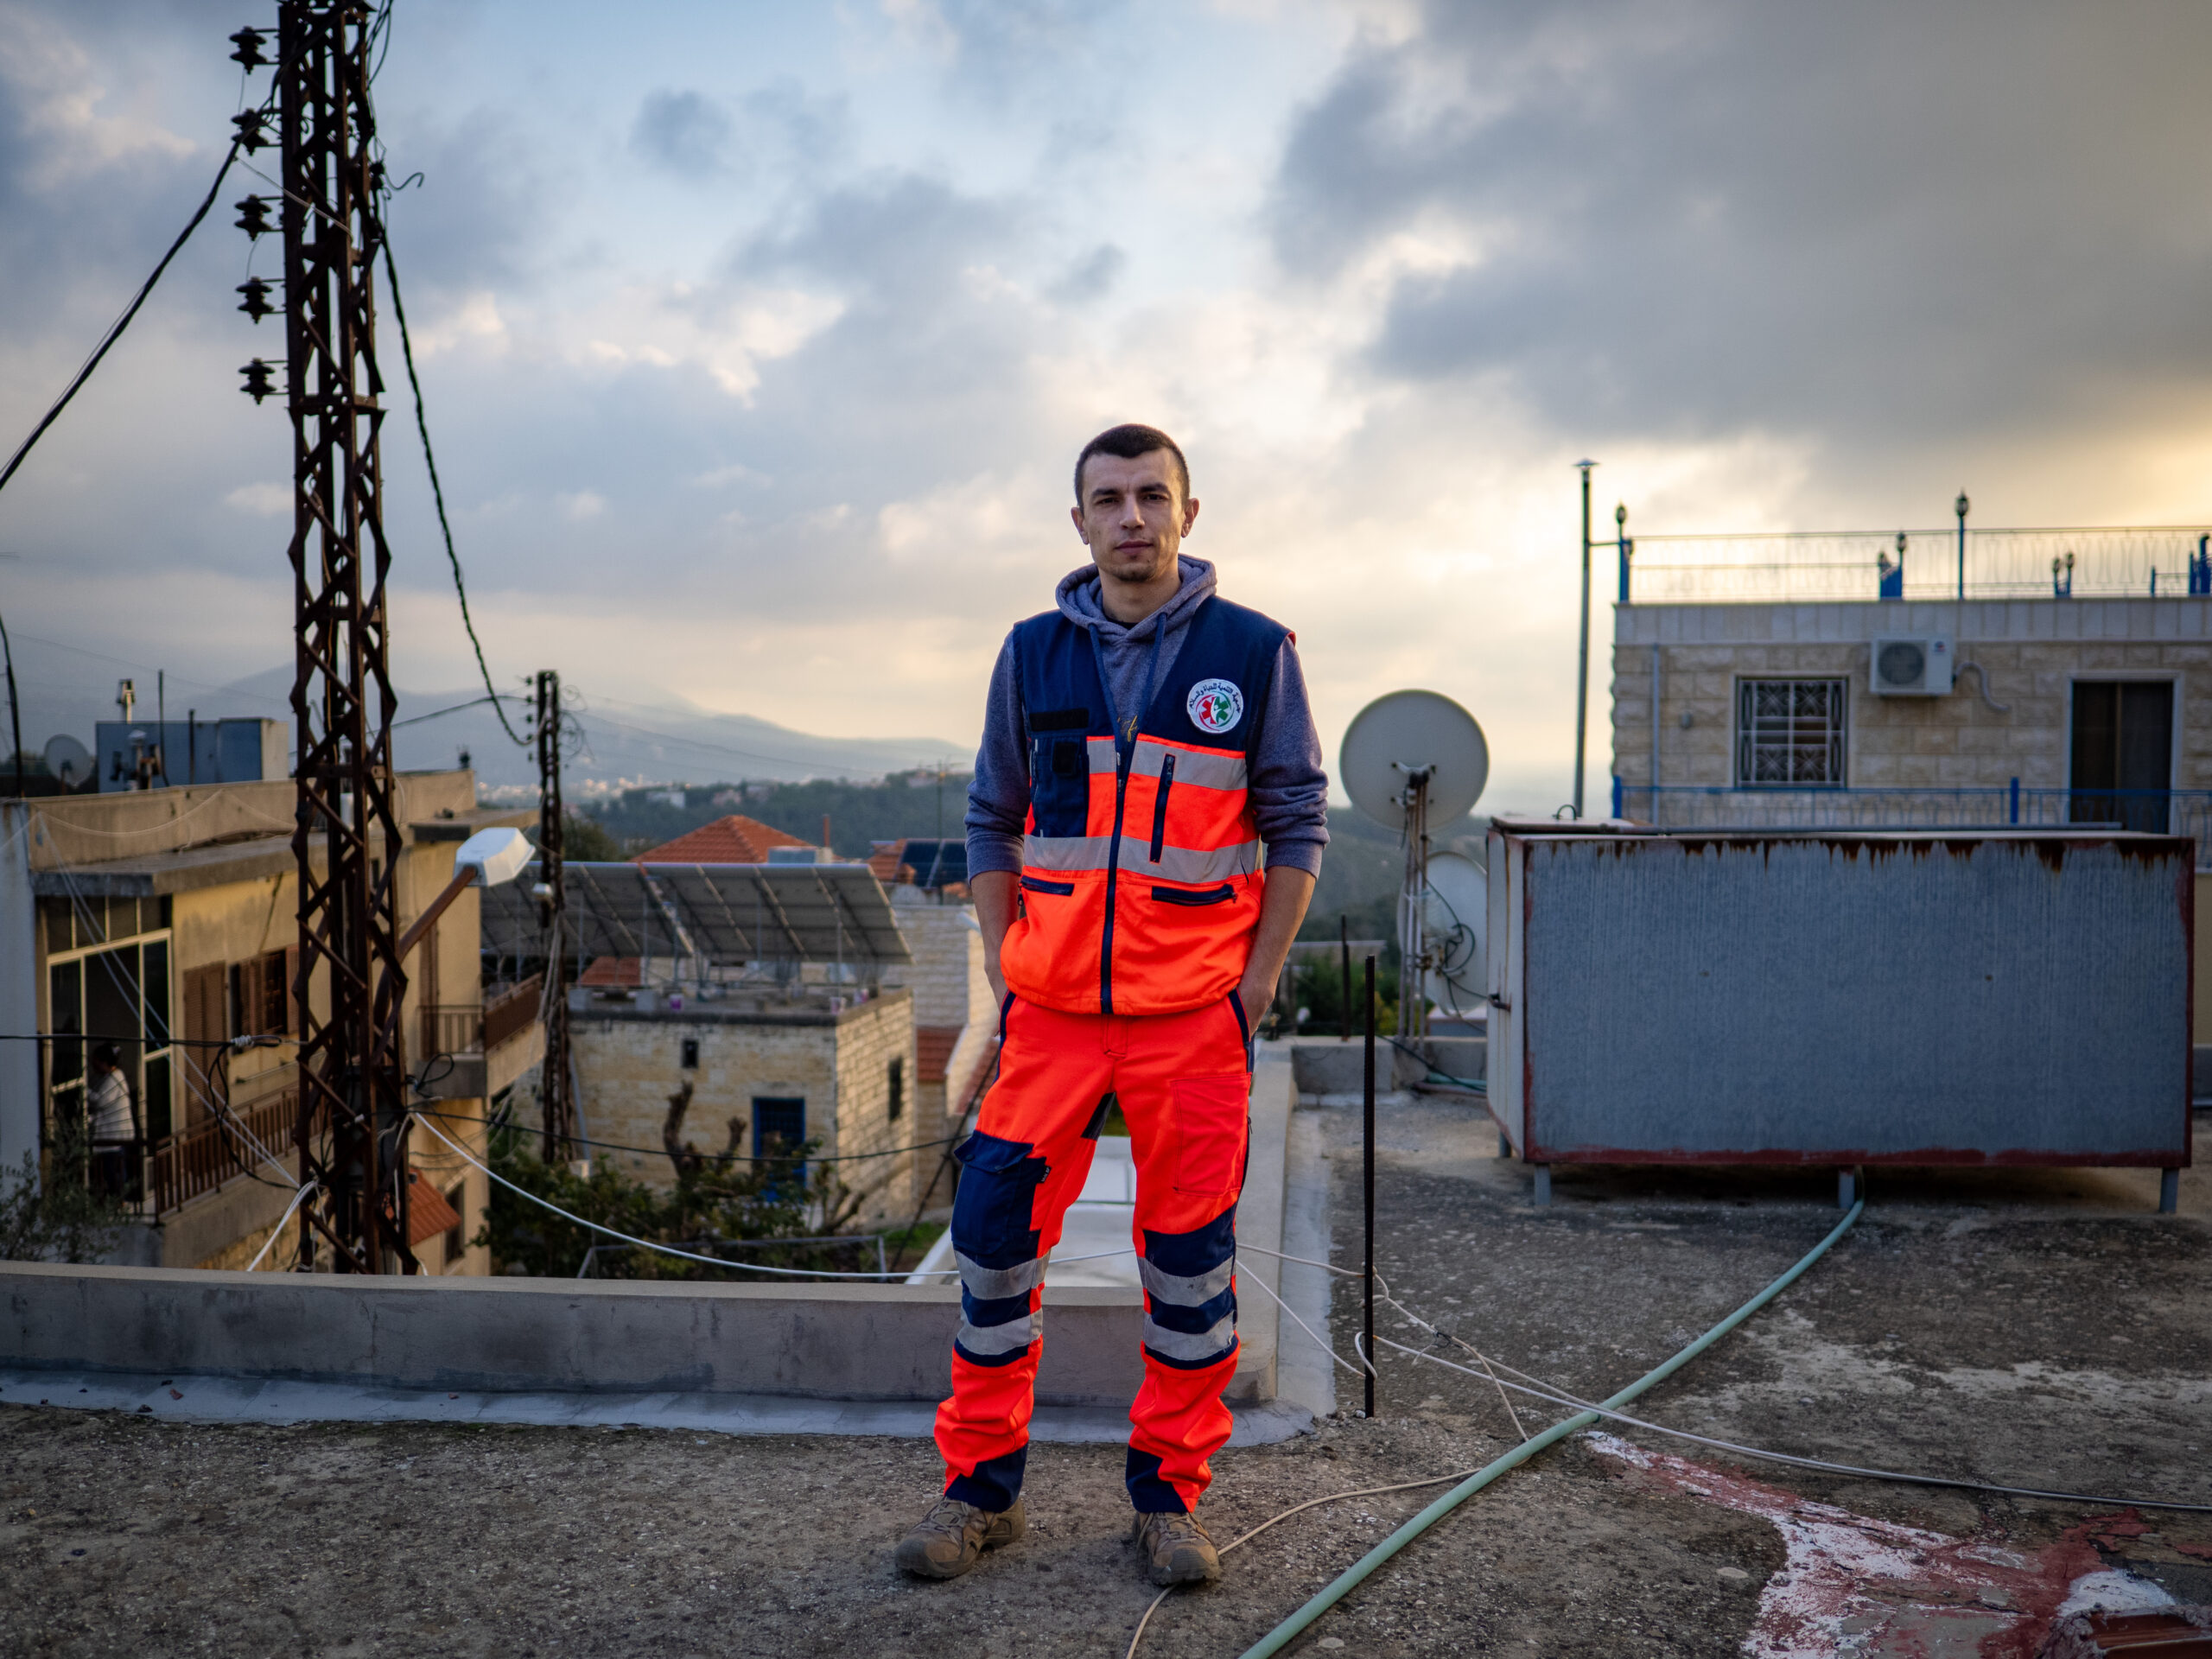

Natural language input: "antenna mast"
[1396,766,1431,1041]
[274,0,416,1272]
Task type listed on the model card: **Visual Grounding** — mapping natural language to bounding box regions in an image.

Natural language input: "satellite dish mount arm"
[1395,763,1433,1042]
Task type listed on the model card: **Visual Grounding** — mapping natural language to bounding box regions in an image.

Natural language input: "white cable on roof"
[1236,1255,1370,1379]
[1123,1464,1491,1659]
[1265,1233,2212,1515]
[1374,1335,2212,1514]
[413,1112,1135,1280]
[1240,1242,1357,1277]
[244,1179,317,1270]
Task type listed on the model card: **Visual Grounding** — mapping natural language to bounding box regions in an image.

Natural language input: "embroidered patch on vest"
[1186,678,1244,735]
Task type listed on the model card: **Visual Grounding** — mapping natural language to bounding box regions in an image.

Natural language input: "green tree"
[0,1151,127,1263]
[560,811,624,861]
[474,1121,880,1280]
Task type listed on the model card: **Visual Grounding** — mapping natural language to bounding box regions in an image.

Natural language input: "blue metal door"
[753,1096,805,1193]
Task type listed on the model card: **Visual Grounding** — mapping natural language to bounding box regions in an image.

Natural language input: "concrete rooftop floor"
[3,1096,2208,1657]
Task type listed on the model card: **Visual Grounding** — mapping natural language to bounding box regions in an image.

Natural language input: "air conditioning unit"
[1870,635,1953,696]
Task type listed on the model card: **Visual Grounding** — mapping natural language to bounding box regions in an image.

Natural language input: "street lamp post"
[1955,491,1970,601]
[1573,460,1596,818]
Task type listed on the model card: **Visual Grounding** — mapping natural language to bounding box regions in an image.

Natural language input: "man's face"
[1071,449,1198,589]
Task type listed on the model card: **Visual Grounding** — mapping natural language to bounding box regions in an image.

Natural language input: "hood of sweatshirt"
[1054,555,1217,643]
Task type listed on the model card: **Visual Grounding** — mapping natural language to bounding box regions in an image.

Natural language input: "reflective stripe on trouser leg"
[1128,1205,1241,1513]
[1117,998,1254,1514]
[933,998,1108,1511]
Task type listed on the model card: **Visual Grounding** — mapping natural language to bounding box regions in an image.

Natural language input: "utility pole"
[1573,460,1596,819]
[534,670,575,1162]
[260,2,416,1273]
[1955,491,1970,601]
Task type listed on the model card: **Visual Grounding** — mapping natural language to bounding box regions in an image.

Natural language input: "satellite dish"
[1421,850,1485,1007]
[1339,690,1488,830]
[43,734,91,790]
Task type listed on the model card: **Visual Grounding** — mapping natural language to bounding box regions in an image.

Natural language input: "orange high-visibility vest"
[997,595,1289,1016]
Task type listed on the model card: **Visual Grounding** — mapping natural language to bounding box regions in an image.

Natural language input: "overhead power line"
[0,140,245,503]
[378,232,525,747]
[390,692,527,730]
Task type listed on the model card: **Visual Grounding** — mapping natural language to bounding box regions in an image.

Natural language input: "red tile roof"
[404,1171,461,1249]
[870,840,912,884]
[579,956,643,988]
[916,1025,962,1084]
[635,814,815,865]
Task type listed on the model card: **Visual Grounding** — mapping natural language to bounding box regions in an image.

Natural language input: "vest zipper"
[1090,620,1165,1019]
[1101,744,1131,1014]
[1148,753,1174,863]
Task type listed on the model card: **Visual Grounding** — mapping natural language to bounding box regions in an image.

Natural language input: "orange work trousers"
[933,993,1254,1515]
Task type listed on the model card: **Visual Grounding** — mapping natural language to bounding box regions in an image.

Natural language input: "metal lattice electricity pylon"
[276,0,417,1274]
[533,670,575,1161]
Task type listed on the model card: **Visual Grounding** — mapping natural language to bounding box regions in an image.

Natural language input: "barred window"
[1735,678,1847,786]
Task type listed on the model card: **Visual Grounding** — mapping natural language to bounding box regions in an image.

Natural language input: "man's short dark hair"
[92,1043,119,1068]
[1074,423,1190,505]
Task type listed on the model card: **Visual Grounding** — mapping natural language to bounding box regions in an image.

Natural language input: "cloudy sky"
[3,0,2209,811]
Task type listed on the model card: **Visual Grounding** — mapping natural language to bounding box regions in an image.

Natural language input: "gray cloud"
[631,88,732,177]
[1271,1,2212,463]
[1048,241,1122,304]
[377,105,546,299]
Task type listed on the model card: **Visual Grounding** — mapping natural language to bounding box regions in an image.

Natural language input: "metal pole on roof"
[1363,952,1376,1421]
[1955,492,1970,601]
[1573,461,1595,820]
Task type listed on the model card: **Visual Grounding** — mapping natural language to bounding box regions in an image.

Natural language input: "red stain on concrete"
[1589,1434,2162,1656]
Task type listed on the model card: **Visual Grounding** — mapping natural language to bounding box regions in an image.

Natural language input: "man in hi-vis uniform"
[896,424,1327,1586]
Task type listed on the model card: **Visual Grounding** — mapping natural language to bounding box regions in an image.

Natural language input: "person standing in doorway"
[86,1044,137,1200]
[896,424,1327,1586]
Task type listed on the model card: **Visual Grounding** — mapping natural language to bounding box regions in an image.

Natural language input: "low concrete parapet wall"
[0,1266,1142,1407]
[1291,1035,1484,1096]
[3,1057,1300,1414]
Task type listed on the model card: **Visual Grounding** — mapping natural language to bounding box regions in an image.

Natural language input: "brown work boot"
[893,1493,1027,1580]
[1133,1510,1222,1586]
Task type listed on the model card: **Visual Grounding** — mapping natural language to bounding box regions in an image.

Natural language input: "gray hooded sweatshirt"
[965,556,1329,879]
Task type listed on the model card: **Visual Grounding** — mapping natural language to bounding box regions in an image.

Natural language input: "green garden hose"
[1236,1199,1866,1658]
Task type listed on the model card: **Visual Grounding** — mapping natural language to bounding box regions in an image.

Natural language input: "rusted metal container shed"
[1484,820,2192,1210]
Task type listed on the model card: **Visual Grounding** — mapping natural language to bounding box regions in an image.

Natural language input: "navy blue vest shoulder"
[1013,596,1287,839]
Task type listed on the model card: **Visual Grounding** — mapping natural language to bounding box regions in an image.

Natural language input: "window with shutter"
[181,963,229,1124]
[1733,678,1848,787]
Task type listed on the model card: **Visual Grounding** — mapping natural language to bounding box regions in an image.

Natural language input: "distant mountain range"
[77,665,971,795]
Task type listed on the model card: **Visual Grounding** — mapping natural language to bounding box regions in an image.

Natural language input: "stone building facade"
[1611,598,2212,810]
[0,770,527,1273]
[569,986,919,1230]
[880,894,994,1211]
[1610,594,2212,1046]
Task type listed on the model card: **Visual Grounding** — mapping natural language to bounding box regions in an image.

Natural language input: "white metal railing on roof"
[1617,525,2211,605]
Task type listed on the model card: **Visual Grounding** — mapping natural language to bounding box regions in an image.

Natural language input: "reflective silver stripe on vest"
[1087,739,1249,792]
[1141,1312,1237,1363]
[1125,840,1262,882]
[1139,1253,1236,1306]
[1132,741,1246,791]
[957,1307,1044,1356]
[1023,835,1113,873]
[958,1251,1046,1301]
[1025,836,1260,885]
